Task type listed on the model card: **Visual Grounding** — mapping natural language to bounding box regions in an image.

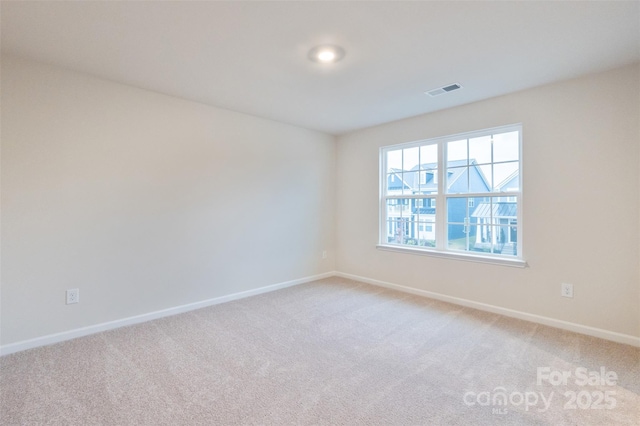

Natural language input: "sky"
[386,131,519,190]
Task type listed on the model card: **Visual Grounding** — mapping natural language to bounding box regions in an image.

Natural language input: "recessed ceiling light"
[308,45,345,64]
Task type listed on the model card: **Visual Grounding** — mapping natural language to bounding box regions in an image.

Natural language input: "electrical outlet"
[66,288,79,304]
[561,283,573,298]
[322,250,327,259]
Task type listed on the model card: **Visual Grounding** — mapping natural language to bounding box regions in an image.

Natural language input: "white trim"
[0,272,335,356]
[436,143,445,249]
[376,244,527,268]
[516,127,523,259]
[4,270,638,355]
[335,271,640,348]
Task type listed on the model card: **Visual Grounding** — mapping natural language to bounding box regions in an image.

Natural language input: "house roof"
[389,159,485,192]
[471,202,517,219]
[495,169,519,191]
[414,208,436,215]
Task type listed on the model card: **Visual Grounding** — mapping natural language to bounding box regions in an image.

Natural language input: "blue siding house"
[470,170,519,255]
[385,159,491,245]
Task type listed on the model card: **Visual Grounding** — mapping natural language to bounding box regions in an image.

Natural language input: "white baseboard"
[4,270,638,355]
[335,271,640,348]
[0,271,335,356]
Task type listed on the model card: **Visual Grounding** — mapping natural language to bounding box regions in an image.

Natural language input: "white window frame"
[378,124,526,268]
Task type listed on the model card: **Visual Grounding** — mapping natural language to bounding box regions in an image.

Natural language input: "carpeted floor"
[1,277,639,425]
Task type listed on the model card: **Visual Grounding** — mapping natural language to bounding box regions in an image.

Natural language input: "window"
[379,124,523,265]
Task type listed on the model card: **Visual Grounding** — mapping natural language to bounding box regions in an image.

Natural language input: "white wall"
[2,56,638,348]
[336,64,640,338]
[1,56,336,345]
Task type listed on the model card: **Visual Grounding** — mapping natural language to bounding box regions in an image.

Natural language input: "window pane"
[461,197,518,254]
[467,196,482,210]
[490,196,518,222]
[472,225,494,254]
[506,220,518,256]
[447,224,472,251]
[386,199,437,247]
[447,197,469,224]
[467,197,518,223]
[402,171,418,195]
[447,139,468,164]
[386,149,402,173]
[388,218,412,244]
[486,226,517,256]
[415,198,436,223]
[449,223,493,255]
[386,219,410,244]
[386,220,397,244]
[493,161,519,192]
[386,199,411,220]
[493,131,519,163]
[449,196,512,254]
[403,222,420,246]
[469,135,492,165]
[416,221,436,247]
[469,196,489,223]
[386,172,404,194]
[473,164,492,193]
[420,145,438,169]
[446,167,468,194]
[386,199,398,220]
[418,169,438,194]
[403,147,420,171]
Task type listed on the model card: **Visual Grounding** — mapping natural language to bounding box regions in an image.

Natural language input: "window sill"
[376,244,528,268]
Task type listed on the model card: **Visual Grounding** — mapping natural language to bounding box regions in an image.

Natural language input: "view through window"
[380,125,522,260]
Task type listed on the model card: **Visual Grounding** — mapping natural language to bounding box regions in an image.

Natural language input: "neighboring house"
[471,170,519,255]
[386,159,492,246]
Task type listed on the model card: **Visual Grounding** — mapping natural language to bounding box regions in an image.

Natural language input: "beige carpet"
[1,277,639,425]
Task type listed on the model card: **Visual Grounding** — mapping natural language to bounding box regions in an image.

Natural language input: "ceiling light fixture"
[308,45,345,64]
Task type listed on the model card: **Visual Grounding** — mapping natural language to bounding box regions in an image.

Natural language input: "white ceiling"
[2,1,639,135]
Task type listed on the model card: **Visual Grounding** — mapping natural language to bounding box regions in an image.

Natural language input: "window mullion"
[380,149,387,245]
[436,141,446,250]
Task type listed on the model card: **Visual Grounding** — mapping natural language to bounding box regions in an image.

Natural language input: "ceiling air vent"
[425,83,462,97]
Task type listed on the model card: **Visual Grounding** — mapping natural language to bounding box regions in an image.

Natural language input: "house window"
[379,124,523,264]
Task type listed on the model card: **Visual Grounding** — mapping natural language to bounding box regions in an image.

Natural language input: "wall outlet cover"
[66,288,80,304]
[561,283,573,298]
